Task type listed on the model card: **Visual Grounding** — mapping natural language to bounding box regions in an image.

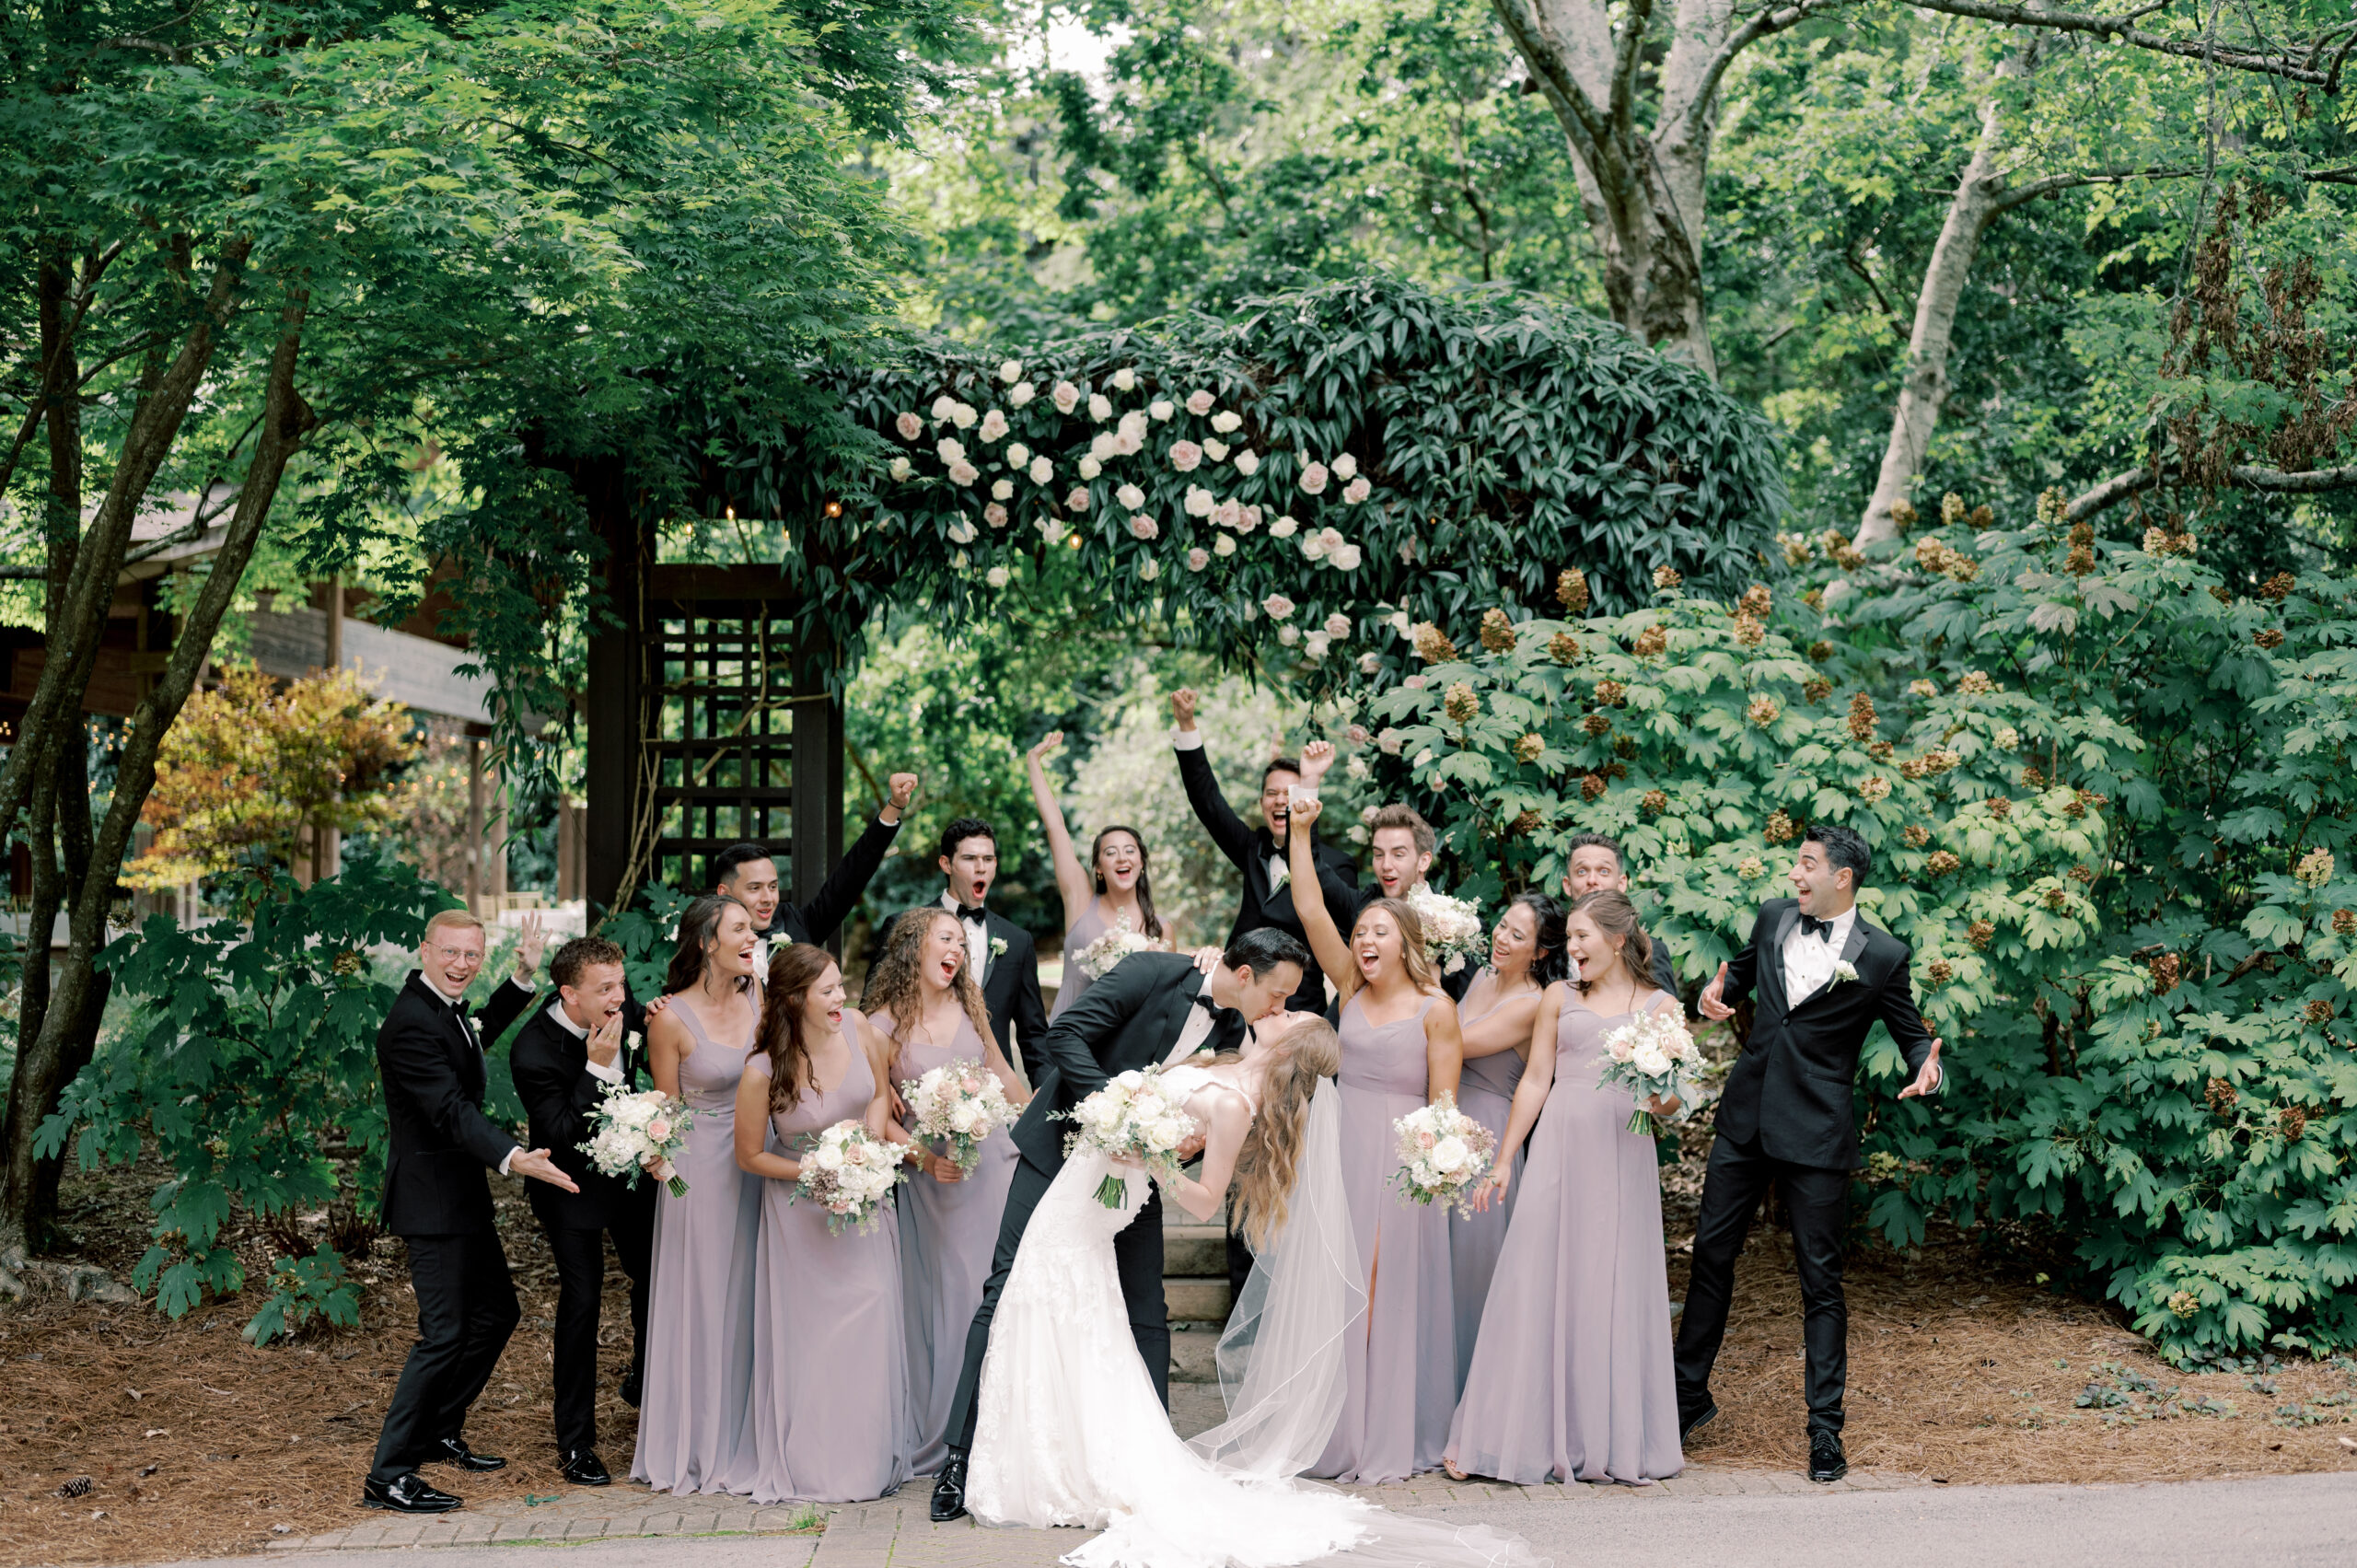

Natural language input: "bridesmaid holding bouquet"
[1025,730,1178,1022]
[1446,890,1684,1486]
[736,944,913,1504]
[1283,794,1466,1481]
[865,908,1028,1474]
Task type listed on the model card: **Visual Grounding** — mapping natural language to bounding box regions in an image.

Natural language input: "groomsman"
[507,935,656,1487]
[366,910,577,1515]
[1562,831,1679,996]
[708,771,921,962]
[1169,689,1358,1014]
[935,817,1050,1076]
[1676,824,1944,1483]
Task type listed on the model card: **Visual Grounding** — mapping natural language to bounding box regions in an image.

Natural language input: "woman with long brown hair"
[1446,889,1683,1486]
[1282,794,1465,1482]
[633,894,763,1496]
[734,943,912,1503]
[1026,730,1181,1020]
[865,907,1029,1472]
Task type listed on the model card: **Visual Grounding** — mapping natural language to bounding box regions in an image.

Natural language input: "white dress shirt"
[1171,726,1291,894]
[430,974,533,1173]
[941,890,992,977]
[1780,904,1856,1005]
[1165,971,1224,1066]
[545,998,624,1086]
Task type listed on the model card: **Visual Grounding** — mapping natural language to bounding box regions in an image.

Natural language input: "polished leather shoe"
[427,1437,506,1472]
[362,1472,462,1514]
[929,1451,970,1522]
[1678,1400,1719,1444]
[1807,1430,1848,1483]
[561,1449,611,1486]
[620,1369,643,1409]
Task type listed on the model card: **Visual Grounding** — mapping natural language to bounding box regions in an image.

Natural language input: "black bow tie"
[958,904,988,925]
[1193,993,1247,1054]
[1799,914,1835,943]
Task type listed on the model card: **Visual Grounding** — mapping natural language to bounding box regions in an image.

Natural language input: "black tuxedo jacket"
[507,1002,660,1234]
[1009,950,1203,1176]
[768,813,902,949]
[970,906,1050,1076]
[376,971,536,1237]
[1713,898,1937,1170]
[1176,743,1359,1014]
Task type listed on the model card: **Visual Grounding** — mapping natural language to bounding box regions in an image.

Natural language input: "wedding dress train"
[969,1069,1543,1568]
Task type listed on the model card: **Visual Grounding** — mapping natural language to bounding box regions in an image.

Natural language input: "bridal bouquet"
[1405,886,1485,975]
[793,1121,909,1234]
[1074,914,1158,980]
[1596,1007,1704,1136]
[578,1084,693,1197]
[1391,1095,1495,1216]
[899,1058,1017,1173]
[1058,1066,1201,1208]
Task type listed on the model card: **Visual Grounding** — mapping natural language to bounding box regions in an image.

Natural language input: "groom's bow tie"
[1799,913,1835,942]
[958,904,989,926]
[1192,993,1247,1054]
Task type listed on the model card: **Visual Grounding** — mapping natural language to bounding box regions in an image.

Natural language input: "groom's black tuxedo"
[944,951,1212,1459]
[1675,898,1939,1439]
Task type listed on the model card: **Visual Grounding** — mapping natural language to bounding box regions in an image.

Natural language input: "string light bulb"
[822,499,843,519]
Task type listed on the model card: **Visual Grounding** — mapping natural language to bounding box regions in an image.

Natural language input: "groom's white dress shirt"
[1780,904,1856,1004]
[940,890,991,976]
[1163,972,1222,1066]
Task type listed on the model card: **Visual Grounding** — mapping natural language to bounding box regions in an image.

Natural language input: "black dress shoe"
[1808,1430,1848,1483]
[362,1472,463,1514]
[929,1451,970,1522]
[562,1449,611,1486]
[1678,1400,1719,1444]
[427,1437,506,1472]
[620,1370,643,1409]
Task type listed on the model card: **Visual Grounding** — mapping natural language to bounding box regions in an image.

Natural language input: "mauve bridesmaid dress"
[1310,993,1456,1483]
[633,997,761,1495]
[743,1040,912,1503]
[1047,898,1114,1022]
[1449,971,1527,1391]
[881,1010,1019,1473]
[1446,992,1684,1485]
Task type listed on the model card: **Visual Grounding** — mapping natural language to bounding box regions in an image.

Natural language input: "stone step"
[1164,1223,1227,1279]
[1166,1278,1232,1322]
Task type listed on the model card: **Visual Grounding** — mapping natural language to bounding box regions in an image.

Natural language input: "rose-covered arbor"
[582,274,1786,912]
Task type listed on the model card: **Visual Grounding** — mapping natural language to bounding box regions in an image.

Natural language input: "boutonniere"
[991,936,1008,958]
[1831,958,1860,986]
[626,1030,643,1052]
[1270,865,1291,893]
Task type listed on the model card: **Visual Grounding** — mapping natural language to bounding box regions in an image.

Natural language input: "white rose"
[987,565,1011,588]
[1089,432,1118,463]
[1329,542,1363,571]
[1278,623,1300,645]
[1028,456,1053,484]
[991,478,1014,501]
[936,436,966,464]
[1183,485,1215,517]
[1429,1135,1469,1174]
[1000,358,1023,383]
[1076,457,1101,481]
[1234,449,1260,475]
[813,1144,844,1171]
[1051,380,1082,414]
[930,393,958,421]
[888,456,911,481]
[1211,410,1242,434]
[1270,515,1298,539]
[1139,557,1160,581]
[948,1103,980,1133]
[1010,380,1037,407]
[978,409,1008,443]
[1112,367,1137,391]
[1202,439,1230,463]
[1088,392,1113,421]
[1213,533,1237,557]
[1116,482,1146,511]
[1332,453,1358,480]
[1149,399,1175,422]
[1120,409,1149,440]
[1634,1043,1671,1077]
[950,402,977,429]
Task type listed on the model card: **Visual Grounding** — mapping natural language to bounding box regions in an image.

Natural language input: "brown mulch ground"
[2,1150,2353,1566]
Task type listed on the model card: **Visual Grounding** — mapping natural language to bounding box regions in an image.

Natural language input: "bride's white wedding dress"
[969,1065,1541,1568]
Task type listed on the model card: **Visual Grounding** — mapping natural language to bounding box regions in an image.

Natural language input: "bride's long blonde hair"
[1225,1016,1343,1250]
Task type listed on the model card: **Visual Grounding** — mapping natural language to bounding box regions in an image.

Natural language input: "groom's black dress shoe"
[1678,1400,1718,1444]
[426,1437,506,1472]
[562,1449,611,1486]
[930,1451,970,1522]
[1807,1431,1848,1483]
[362,1472,462,1513]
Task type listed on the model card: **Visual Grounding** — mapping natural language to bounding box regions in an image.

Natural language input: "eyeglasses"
[430,945,486,962]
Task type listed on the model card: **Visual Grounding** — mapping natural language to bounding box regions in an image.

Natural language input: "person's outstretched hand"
[1898,1037,1945,1098]
[1697,961,1734,1021]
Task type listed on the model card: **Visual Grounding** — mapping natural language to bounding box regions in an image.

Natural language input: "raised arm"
[1027,732,1094,928]
[1422,993,1464,1103]
[1698,906,1771,1022]
[1470,982,1565,1211]
[785,772,919,945]
[1171,687,1257,871]
[1283,796,1356,1001]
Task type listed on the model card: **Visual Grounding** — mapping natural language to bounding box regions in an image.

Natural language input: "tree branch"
[1681,0,1850,141]
[2066,459,2357,520]
[1986,164,2207,212]
[1902,0,2334,84]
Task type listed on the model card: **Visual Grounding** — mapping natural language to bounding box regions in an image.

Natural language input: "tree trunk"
[1856,36,2045,548]
[0,285,307,1258]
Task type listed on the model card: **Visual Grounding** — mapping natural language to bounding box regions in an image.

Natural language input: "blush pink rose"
[1185,389,1215,417]
[1169,440,1202,472]
[1299,462,1329,495]
[895,412,923,441]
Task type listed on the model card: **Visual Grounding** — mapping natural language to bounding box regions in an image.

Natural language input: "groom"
[929,928,1310,1522]
[1676,823,1943,1484]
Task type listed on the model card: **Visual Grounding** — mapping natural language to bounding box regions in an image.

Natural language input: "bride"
[967,1012,1540,1568]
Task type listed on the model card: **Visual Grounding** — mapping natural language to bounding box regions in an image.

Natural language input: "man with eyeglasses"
[364,907,579,1516]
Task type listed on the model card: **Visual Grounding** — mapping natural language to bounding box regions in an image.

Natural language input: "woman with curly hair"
[865,907,1030,1473]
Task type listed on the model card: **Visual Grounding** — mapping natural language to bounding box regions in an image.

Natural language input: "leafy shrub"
[1371,507,2357,1365]
[241,1245,363,1345]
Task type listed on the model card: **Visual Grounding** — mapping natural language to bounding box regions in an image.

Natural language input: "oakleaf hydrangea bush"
[1368,505,2356,1366]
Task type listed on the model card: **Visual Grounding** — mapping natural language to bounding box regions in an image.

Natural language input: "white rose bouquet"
[1405,886,1485,975]
[1596,1007,1704,1135]
[578,1085,693,1197]
[898,1057,1017,1173]
[792,1121,909,1234]
[1057,1065,1201,1209]
[1390,1094,1495,1216]
[1074,913,1159,979]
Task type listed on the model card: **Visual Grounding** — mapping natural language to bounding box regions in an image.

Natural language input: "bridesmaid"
[1446,890,1685,1486]
[736,944,913,1504]
[1446,893,1564,1390]
[865,908,1028,1475]
[633,895,763,1495]
[1283,795,1464,1482]
[1026,729,1177,1021]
